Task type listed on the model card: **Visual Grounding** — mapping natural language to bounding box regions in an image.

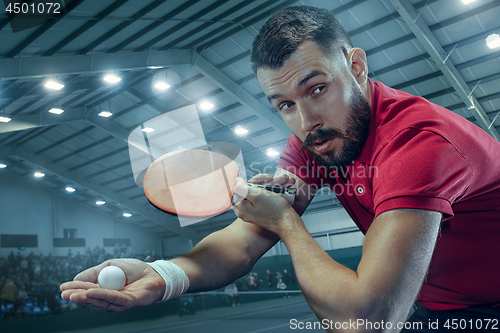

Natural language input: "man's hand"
[60,259,165,313]
[232,173,301,235]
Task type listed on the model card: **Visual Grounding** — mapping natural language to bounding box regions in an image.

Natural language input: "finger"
[238,180,277,204]
[70,287,121,304]
[60,280,98,292]
[233,177,249,201]
[73,261,112,282]
[248,173,274,185]
[283,177,296,187]
[60,282,99,301]
[271,174,294,186]
[68,290,128,313]
[231,197,251,221]
[281,177,296,187]
[234,177,269,201]
[61,289,88,301]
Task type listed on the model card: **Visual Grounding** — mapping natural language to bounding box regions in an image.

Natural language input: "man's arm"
[171,169,317,292]
[232,182,441,331]
[60,169,317,311]
[169,217,278,293]
[283,209,440,328]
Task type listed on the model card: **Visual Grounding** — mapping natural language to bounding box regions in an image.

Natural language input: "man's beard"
[299,84,371,168]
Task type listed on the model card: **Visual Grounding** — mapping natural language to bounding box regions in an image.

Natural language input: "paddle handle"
[232,183,296,206]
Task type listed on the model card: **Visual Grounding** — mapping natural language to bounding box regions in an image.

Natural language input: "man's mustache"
[299,128,349,153]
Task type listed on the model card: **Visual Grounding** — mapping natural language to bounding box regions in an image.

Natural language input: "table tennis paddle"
[143,148,296,222]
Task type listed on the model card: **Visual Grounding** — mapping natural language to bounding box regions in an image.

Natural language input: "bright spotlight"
[49,108,64,114]
[0,116,11,123]
[45,80,64,90]
[98,111,113,118]
[103,74,121,83]
[96,200,106,205]
[266,148,280,157]
[123,213,132,217]
[199,100,214,111]
[486,34,500,49]
[154,81,171,90]
[65,186,76,193]
[234,125,248,135]
[34,172,45,178]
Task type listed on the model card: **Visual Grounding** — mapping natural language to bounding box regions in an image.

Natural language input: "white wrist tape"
[148,260,190,302]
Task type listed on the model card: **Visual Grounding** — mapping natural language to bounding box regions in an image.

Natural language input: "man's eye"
[312,85,325,95]
[279,102,294,111]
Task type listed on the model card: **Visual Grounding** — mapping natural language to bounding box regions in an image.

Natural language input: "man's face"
[257,40,371,168]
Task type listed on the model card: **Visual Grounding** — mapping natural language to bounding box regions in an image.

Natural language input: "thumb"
[232,177,248,204]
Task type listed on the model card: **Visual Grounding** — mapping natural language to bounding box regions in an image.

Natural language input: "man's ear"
[347,47,368,85]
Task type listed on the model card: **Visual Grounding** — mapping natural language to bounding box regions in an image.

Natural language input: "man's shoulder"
[371,80,474,148]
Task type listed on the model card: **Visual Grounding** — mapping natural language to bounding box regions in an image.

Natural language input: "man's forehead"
[256,42,343,83]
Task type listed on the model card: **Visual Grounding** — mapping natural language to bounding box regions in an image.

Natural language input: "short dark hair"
[250,6,353,72]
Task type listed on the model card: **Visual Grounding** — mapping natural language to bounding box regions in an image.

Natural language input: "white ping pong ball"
[97,266,126,290]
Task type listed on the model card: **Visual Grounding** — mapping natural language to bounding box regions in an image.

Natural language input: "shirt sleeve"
[372,128,472,220]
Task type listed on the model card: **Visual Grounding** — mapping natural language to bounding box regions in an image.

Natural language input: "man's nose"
[299,105,323,133]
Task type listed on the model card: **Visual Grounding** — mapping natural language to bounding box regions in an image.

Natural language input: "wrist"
[147,260,190,302]
[275,207,306,238]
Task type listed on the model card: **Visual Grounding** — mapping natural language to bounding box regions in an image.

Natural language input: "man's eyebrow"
[266,70,326,103]
[267,93,282,103]
[298,70,326,88]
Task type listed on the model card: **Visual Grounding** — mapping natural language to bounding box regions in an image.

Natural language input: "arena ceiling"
[0,0,499,240]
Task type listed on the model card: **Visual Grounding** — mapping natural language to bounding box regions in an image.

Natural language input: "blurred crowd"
[231,268,293,292]
[1,246,295,318]
[0,244,149,319]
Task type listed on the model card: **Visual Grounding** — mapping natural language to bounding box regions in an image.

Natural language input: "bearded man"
[61,6,500,332]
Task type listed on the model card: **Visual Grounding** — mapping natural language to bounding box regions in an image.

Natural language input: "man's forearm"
[170,232,251,292]
[170,219,278,293]
[279,214,368,325]
[278,209,439,332]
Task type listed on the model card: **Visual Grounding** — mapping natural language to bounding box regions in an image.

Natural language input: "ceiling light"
[142,127,154,133]
[103,74,121,83]
[266,148,279,157]
[199,100,214,111]
[486,34,500,49]
[0,163,6,168]
[65,186,76,193]
[148,66,163,69]
[154,81,171,90]
[96,200,106,205]
[0,115,11,123]
[49,108,64,114]
[234,125,248,135]
[45,80,64,90]
[462,0,476,3]
[123,213,132,217]
[34,172,45,178]
[98,111,113,117]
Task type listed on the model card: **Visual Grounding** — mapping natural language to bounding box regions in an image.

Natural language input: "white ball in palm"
[98,266,126,290]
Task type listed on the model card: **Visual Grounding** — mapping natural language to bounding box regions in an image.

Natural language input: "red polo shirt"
[278,79,500,310]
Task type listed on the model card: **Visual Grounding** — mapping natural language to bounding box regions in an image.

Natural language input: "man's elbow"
[328,295,411,333]
[353,298,411,332]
